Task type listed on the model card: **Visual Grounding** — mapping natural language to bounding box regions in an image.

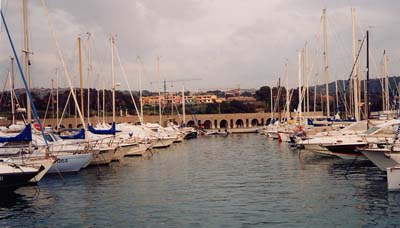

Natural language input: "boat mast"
[56,69,59,129]
[366,30,370,127]
[51,79,55,120]
[78,36,84,124]
[285,61,289,120]
[335,79,338,114]
[87,32,92,124]
[138,57,144,123]
[22,0,32,153]
[102,81,105,125]
[111,36,116,124]
[322,8,330,117]
[314,46,318,113]
[182,86,186,126]
[270,86,274,120]
[357,39,362,119]
[384,50,389,112]
[157,56,162,125]
[97,82,100,125]
[10,57,15,125]
[352,8,360,121]
[298,50,302,120]
[305,43,310,114]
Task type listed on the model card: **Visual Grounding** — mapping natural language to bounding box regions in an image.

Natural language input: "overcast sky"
[0,0,399,92]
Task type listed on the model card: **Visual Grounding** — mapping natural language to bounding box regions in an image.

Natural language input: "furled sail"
[88,122,117,135]
[0,124,32,143]
[59,128,85,140]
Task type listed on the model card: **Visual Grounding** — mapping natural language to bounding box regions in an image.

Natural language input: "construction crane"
[150,78,202,93]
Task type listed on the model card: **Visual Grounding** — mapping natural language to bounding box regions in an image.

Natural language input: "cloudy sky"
[0,0,399,92]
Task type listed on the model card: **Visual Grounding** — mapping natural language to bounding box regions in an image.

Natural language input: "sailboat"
[0,0,56,186]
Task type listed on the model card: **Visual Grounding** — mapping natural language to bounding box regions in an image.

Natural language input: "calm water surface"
[1,134,400,227]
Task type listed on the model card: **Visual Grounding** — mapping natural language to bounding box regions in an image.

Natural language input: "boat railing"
[89,136,115,149]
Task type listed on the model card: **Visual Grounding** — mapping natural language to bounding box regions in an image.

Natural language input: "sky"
[0,0,399,93]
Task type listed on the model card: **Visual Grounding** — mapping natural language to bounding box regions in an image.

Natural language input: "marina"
[1,0,400,227]
[2,135,400,228]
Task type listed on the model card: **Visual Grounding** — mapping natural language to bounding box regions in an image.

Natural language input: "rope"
[40,0,86,132]
[114,45,143,123]
[0,10,49,147]
[0,74,8,107]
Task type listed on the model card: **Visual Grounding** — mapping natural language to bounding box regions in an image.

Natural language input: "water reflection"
[1,135,400,227]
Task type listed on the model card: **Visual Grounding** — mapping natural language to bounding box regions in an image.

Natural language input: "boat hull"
[89,148,114,166]
[48,153,93,174]
[152,138,175,149]
[0,164,40,191]
[361,149,400,171]
[125,143,149,156]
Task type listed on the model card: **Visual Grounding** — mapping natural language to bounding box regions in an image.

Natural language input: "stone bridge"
[12,112,322,129]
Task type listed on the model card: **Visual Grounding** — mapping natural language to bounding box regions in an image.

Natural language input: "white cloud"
[0,0,399,92]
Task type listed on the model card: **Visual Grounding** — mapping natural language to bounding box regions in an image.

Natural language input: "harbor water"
[1,134,400,227]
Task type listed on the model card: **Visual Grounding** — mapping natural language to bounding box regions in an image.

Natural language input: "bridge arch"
[236,119,244,128]
[187,120,195,127]
[266,118,272,125]
[251,119,259,126]
[203,120,212,129]
[220,119,228,128]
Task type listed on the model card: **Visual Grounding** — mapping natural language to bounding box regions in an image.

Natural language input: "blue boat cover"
[0,124,32,143]
[60,128,85,140]
[88,122,117,135]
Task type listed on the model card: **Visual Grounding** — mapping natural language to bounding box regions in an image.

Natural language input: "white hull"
[112,144,131,161]
[48,153,93,174]
[301,144,337,157]
[361,149,400,171]
[152,138,175,149]
[125,143,149,156]
[278,132,292,142]
[89,147,114,166]
[4,156,56,183]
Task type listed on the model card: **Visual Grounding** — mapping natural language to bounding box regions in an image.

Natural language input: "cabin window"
[44,134,54,142]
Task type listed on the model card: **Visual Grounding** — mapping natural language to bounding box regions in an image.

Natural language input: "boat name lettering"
[57,158,68,164]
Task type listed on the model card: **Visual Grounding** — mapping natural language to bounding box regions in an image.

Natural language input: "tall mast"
[352,8,360,121]
[111,36,116,123]
[78,36,84,124]
[51,79,55,120]
[87,32,92,124]
[270,86,273,120]
[314,46,319,113]
[182,86,186,126]
[366,30,370,127]
[56,69,59,129]
[322,8,330,117]
[102,81,105,124]
[298,50,302,119]
[305,43,310,113]
[335,79,339,114]
[22,0,32,153]
[10,57,15,125]
[138,57,144,123]
[357,39,364,119]
[22,0,31,125]
[97,84,100,124]
[384,50,389,111]
[285,61,289,119]
[157,56,162,125]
